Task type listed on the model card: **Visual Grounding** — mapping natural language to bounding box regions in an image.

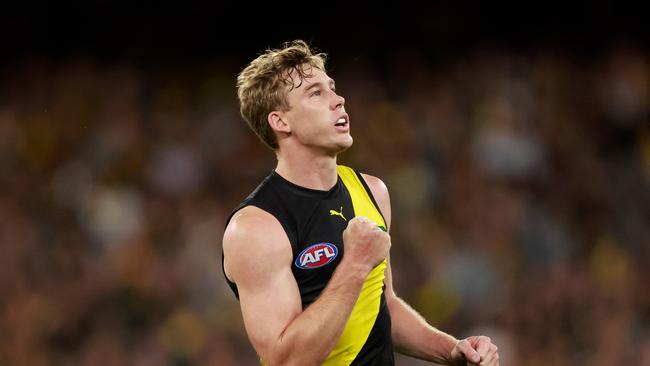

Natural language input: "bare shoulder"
[360,173,389,200]
[360,173,392,229]
[223,205,285,245]
[223,205,292,284]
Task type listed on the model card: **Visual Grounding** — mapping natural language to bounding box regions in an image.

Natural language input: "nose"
[331,92,345,110]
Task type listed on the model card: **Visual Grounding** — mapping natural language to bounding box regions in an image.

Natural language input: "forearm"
[273,261,370,365]
[388,295,458,365]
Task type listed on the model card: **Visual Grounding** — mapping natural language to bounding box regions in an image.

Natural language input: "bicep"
[238,259,302,356]
[223,207,302,358]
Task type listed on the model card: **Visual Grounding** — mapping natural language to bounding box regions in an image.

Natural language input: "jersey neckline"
[271,170,342,197]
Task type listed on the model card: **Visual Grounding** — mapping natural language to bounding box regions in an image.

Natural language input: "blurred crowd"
[0,43,648,365]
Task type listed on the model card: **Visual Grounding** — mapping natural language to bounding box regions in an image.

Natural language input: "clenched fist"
[450,336,499,366]
[342,216,391,273]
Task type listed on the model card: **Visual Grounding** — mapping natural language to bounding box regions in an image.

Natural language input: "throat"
[275,156,339,191]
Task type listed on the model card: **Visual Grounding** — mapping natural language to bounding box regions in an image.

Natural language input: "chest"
[290,190,354,295]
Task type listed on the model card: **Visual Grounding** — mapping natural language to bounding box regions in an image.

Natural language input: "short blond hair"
[236,40,327,149]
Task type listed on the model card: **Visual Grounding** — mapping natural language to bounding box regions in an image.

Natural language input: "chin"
[333,136,353,154]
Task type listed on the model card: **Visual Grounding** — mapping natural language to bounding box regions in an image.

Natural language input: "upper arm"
[222,206,302,361]
[360,173,397,299]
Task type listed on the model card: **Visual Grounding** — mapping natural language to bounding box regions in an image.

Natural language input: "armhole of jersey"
[226,201,296,254]
[222,204,249,289]
[353,169,388,227]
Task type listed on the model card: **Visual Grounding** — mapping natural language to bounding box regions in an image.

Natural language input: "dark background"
[1,2,648,365]
[3,1,647,65]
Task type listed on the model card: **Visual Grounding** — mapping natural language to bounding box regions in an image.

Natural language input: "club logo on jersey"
[295,243,339,269]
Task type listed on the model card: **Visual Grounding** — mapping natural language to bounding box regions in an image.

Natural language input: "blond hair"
[236,40,327,149]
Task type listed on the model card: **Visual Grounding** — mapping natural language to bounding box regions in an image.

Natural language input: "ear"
[268,111,291,134]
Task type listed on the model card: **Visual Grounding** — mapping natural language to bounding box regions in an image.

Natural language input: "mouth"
[334,115,349,130]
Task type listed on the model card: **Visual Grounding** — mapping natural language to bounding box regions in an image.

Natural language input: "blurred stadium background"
[1,2,648,365]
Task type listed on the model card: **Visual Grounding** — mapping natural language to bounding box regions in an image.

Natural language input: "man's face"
[280,66,352,155]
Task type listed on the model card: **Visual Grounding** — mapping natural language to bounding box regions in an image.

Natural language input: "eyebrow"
[303,79,336,93]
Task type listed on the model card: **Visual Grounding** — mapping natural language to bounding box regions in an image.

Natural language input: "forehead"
[285,66,332,92]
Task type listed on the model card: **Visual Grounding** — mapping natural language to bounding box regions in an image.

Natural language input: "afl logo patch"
[295,243,338,269]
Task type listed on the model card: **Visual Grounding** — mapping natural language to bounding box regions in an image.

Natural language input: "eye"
[310,90,321,97]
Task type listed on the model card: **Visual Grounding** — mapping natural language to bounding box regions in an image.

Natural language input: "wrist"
[337,257,372,283]
[437,334,460,365]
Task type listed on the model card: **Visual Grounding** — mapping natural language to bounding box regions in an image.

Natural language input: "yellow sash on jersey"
[320,165,388,365]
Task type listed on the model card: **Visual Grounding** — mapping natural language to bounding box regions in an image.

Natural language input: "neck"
[275,146,339,191]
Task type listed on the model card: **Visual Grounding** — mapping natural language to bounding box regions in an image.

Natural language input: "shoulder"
[359,173,392,228]
[223,205,292,282]
[359,173,389,200]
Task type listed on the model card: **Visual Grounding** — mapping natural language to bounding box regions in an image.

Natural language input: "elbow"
[261,346,290,366]
[262,332,295,366]
[264,355,321,366]
[262,344,325,366]
[265,353,326,366]
[259,327,331,366]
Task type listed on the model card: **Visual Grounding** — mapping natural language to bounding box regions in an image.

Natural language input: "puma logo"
[329,206,347,221]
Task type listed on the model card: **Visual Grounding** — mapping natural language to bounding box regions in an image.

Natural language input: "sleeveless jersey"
[223,165,394,365]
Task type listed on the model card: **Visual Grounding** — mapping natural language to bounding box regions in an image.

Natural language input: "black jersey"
[223,165,394,366]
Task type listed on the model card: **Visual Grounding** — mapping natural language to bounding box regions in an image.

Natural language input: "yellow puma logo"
[329,206,347,221]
